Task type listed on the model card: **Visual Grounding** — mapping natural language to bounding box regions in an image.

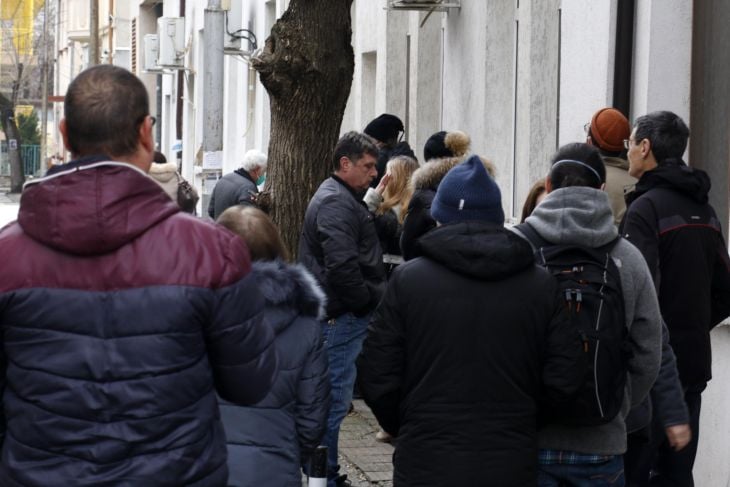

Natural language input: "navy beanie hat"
[364,114,404,143]
[431,155,505,225]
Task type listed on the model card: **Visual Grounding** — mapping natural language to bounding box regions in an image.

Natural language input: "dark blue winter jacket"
[0,160,278,486]
[220,260,330,487]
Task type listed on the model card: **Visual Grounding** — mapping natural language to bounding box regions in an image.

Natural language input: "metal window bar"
[388,1,461,12]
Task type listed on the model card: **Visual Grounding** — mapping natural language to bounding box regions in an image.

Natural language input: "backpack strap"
[514,222,550,251]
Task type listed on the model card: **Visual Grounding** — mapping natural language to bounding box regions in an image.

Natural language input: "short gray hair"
[242,149,267,172]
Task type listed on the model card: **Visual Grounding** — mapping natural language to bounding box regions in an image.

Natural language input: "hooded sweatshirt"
[518,186,662,455]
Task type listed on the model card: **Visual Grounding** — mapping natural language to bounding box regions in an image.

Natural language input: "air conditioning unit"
[157,17,185,68]
[223,1,244,52]
[143,34,161,72]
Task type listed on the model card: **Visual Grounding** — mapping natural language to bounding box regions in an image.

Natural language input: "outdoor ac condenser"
[157,17,185,68]
[143,34,161,72]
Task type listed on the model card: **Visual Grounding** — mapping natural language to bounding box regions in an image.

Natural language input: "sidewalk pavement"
[0,192,20,204]
[337,400,395,486]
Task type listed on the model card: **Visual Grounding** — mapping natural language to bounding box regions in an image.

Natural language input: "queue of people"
[0,65,728,487]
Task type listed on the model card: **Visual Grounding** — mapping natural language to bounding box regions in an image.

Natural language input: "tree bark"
[252,0,355,258]
[0,94,25,193]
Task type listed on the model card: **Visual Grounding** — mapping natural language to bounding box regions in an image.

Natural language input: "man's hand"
[665,423,691,451]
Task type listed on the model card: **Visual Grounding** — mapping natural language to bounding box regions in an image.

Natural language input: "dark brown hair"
[217,206,289,262]
[64,65,149,158]
[332,131,379,170]
[520,179,547,223]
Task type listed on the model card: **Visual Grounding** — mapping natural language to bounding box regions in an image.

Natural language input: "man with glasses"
[0,65,278,485]
[621,110,730,486]
[299,131,386,487]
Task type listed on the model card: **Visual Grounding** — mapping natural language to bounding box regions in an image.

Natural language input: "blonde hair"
[217,206,289,262]
[377,155,420,223]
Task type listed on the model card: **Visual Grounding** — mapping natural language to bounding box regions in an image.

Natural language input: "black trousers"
[625,386,704,487]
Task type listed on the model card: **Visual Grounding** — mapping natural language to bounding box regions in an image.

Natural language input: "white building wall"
[696,323,730,486]
[631,0,692,123]
[558,0,616,145]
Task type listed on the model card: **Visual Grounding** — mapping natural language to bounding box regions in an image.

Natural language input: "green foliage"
[17,111,41,145]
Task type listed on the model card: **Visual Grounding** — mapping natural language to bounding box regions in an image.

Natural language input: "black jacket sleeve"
[650,321,690,427]
[317,198,373,314]
[400,197,436,261]
[295,322,331,459]
[235,185,258,207]
[356,273,405,436]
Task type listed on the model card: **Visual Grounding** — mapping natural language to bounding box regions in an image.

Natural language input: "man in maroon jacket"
[0,65,278,486]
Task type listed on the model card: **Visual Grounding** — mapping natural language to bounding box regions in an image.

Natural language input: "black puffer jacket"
[357,222,583,486]
[298,176,386,319]
[400,157,461,260]
[621,161,730,387]
[221,261,330,487]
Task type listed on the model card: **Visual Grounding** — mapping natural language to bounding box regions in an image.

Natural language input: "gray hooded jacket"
[515,186,662,455]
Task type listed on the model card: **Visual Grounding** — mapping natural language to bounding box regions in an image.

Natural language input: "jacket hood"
[148,162,178,183]
[18,161,179,255]
[251,260,327,332]
[525,186,618,247]
[418,221,534,280]
[603,156,630,171]
[410,157,461,191]
[633,160,711,205]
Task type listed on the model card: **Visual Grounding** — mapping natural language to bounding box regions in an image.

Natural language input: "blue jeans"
[321,312,371,487]
[539,456,625,486]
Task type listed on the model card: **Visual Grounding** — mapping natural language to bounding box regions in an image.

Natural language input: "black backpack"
[516,223,629,426]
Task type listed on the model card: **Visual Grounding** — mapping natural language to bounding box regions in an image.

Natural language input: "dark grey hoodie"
[515,186,662,455]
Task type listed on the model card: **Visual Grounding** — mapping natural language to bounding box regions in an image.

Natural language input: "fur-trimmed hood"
[148,161,178,184]
[410,157,462,192]
[251,260,327,331]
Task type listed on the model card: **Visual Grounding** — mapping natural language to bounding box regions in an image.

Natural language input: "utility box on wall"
[143,34,160,72]
[223,0,244,52]
[157,17,185,68]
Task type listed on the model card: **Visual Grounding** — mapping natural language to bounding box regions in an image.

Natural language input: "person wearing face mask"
[208,149,268,219]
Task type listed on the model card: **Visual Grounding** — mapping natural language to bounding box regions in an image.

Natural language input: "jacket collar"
[45,154,111,177]
[331,174,367,201]
[234,168,257,184]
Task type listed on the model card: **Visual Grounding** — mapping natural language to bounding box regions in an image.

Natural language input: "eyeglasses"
[583,122,591,135]
[623,138,631,150]
[137,115,156,127]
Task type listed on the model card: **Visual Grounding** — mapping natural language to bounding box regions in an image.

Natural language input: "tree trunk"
[252,0,355,258]
[0,94,26,193]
